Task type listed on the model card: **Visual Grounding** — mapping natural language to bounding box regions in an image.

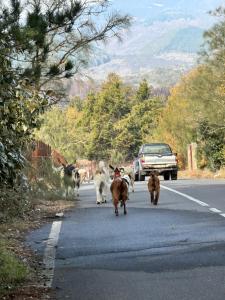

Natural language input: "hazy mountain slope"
[69,0,224,93]
[162,27,204,53]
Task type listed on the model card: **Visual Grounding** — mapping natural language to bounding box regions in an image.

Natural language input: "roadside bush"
[25,159,64,201]
[0,241,29,292]
[0,188,32,223]
[197,121,225,171]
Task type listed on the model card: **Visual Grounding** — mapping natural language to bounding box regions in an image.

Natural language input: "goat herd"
[60,161,160,216]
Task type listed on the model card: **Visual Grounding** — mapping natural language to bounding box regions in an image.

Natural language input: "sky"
[109,0,224,26]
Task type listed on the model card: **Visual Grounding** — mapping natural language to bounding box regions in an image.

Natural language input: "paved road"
[27,179,225,300]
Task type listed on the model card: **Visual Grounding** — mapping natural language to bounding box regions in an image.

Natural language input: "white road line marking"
[220,214,225,218]
[161,185,209,207]
[210,208,222,213]
[43,221,62,287]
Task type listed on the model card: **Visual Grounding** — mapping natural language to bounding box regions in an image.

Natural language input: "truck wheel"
[138,172,145,181]
[171,172,177,180]
[164,173,170,181]
[135,173,139,181]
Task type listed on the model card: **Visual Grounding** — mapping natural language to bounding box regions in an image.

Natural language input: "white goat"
[93,161,110,204]
[120,167,135,193]
[60,164,80,198]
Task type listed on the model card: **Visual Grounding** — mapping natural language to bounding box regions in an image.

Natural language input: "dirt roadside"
[0,199,75,300]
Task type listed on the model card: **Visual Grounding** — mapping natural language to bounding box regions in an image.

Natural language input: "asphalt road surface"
[27,178,225,300]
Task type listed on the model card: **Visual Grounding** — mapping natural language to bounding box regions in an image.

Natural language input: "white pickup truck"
[133,143,178,181]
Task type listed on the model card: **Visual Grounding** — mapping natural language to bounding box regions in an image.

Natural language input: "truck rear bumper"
[141,167,178,175]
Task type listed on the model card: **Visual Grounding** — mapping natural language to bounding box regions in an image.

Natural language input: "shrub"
[0,188,32,223]
[0,241,29,292]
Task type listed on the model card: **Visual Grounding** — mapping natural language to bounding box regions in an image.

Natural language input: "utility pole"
[187,143,198,171]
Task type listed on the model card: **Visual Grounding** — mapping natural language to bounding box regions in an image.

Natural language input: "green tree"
[201,7,225,70]
[69,96,84,112]
[197,121,225,171]
[114,96,162,160]
[0,54,47,186]
[200,7,225,124]
[136,79,152,102]
[197,8,225,169]
[0,6,49,186]
[36,106,85,162]
[82,74,132,160]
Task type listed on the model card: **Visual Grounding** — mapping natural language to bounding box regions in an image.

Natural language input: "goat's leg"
[131,180,134,193]
[150,192,154,203]
[128,175,134,192]
[96,187,101,204]
[114,200,119,216]
[75,182,80,198]
[74,186,78,198]
[64,184,69,199]
[68,186,73,198]
[102,184,107,203]
[102,194,107,203]
[124,201,127,215]
[61,181,65,198]
[87,170,90,183]
[154,190,160,205]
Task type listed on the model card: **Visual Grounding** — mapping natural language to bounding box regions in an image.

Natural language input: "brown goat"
[147,171,160,205]
[110,177,128,216]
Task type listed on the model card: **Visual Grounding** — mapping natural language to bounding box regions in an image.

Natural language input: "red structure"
[32,141,52,159]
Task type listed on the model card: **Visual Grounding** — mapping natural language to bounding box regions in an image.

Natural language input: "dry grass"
[179,169,225,179]
[215,168,225,179]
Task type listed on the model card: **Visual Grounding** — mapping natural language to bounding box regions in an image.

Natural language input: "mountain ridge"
[69,0,224,93]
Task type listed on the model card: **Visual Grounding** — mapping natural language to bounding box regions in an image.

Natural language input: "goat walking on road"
[93,161,110,204]
[60,164,80,199]
[110,177,128,216]
[147,171,160,205]
[110,166,128,216]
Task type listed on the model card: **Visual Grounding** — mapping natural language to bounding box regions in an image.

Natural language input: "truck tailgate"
[143,155,176,164]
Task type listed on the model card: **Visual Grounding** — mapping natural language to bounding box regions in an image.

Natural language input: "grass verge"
[0,193,75,300]
[0,240,29,294]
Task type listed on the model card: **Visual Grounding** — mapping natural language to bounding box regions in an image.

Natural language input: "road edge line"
[161,185,209,207]
[43,221,62,287]
[210,208,222,213]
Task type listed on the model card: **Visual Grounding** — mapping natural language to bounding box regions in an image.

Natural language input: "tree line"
[36,75,164,164]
